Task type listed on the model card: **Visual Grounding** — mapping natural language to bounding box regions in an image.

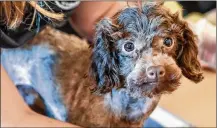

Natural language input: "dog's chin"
[126,82,158,98]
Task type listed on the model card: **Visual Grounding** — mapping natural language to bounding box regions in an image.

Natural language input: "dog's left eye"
[163,38,173,47]
[124,42,134,52]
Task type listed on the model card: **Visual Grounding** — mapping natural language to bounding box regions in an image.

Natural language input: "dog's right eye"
[124,42,134,52]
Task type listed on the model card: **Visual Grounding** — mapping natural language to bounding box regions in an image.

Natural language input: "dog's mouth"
[126,80,159,98]
[141,81,158,86]
[134,80,159,87]
[128,78,160,88]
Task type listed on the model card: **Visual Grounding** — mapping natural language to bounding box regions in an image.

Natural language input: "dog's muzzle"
[127,54,182,88]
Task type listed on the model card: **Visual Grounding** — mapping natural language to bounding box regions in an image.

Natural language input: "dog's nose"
[146,66,165,80]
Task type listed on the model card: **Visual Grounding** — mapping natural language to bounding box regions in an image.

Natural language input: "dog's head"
[90,2,204,97]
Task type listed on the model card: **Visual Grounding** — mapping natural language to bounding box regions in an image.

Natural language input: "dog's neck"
[103,88,158,122]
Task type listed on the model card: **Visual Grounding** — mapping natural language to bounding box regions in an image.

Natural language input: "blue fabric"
[1,45,67,121]
[144,118,164,128]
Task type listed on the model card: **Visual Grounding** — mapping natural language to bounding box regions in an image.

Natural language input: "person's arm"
[1,65,80,127]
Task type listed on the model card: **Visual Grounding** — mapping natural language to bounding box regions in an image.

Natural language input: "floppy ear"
[90,18,120,94]
[178,23,204,83]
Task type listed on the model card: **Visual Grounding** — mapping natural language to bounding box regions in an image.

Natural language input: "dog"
[1,2,203,127]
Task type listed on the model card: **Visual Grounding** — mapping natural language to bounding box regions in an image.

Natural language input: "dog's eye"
[124,42,134,52]
[163,38,173,47]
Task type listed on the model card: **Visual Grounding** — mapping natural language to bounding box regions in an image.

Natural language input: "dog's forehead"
[117,7,169,48]
[118,7,168,40]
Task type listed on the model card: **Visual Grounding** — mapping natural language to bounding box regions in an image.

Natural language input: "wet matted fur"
[1,2,203,127]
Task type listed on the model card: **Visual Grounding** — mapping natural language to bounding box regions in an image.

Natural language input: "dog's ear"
[90,18,120,94]
[178,23,204,83]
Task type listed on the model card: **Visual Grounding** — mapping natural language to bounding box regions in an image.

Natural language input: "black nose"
[146,66,165,80]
